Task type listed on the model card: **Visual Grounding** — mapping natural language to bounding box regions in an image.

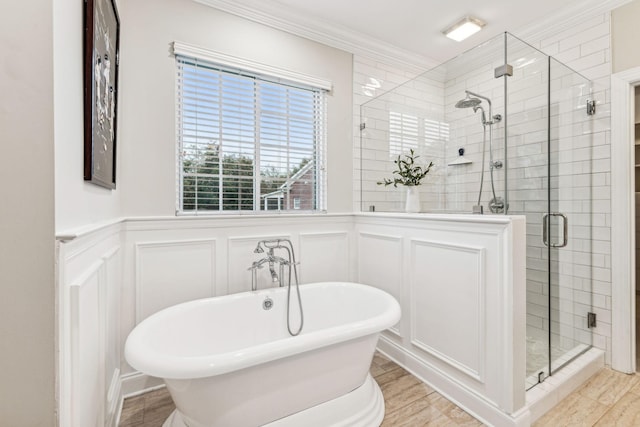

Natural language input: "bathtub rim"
[125,281,401,379]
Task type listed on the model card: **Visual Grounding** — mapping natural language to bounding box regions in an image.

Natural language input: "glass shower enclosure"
[359,32,595,390]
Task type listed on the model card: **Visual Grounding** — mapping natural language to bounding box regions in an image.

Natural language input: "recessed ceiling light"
[442,16,486,42]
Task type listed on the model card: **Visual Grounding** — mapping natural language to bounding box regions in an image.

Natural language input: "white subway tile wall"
[353,12,612,365]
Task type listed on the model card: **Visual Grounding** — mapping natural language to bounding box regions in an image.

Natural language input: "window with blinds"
[176,55,326,213]
[389,111,449,158]
[389,111,419,157]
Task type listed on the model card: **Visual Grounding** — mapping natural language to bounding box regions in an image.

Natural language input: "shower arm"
[465,90,492,120]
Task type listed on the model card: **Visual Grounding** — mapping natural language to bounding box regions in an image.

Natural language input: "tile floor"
[119,351,640,427]
[533,294,640,425]
[534,368,640,426]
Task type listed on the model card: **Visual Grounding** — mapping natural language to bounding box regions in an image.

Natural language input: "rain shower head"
[455,95,482,109]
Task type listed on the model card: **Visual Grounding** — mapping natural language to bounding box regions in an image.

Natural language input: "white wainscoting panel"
[70,261,105,427]
[57,213,529,427]
[57,220,123,427]
[59,215,358,426]
[354,213,527,421]
[357,232,403,336]
[135,239,216,322]
[299,232,350,283]
[103,247,121,427]
[410,239,485,382]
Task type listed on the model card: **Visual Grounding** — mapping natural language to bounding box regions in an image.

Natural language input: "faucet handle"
[272,256,289,265]
[248,261,264,271]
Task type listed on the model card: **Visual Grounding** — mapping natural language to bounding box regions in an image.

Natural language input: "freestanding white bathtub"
[125,282,401,427]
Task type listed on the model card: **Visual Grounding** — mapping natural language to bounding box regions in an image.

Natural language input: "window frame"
[173,42,329,215]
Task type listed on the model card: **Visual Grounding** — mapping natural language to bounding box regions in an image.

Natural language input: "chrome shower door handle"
[542,213,568,248]
[555,213,568,248]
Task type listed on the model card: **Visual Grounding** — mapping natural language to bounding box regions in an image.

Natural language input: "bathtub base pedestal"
[162,374,384,427]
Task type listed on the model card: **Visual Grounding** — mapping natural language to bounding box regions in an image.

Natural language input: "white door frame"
[611,67,640,373]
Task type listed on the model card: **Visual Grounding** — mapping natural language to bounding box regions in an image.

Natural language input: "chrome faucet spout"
[269,262,279,282]
[249,258,267,269]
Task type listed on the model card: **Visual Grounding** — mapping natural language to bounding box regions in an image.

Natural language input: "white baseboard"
[113,371,167,427]
[376,337,531,427]
[120,371,166,398]
[107,369,122,427]
[377,338,604,427]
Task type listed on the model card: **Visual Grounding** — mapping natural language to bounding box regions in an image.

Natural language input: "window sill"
[175,210,327,217]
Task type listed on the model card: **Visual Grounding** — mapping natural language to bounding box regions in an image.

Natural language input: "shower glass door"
[504,34,553,388]
[505,34,594,389]
[548,57,593,374]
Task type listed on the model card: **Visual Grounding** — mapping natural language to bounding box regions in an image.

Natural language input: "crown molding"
[193,0,633,77]
[516,0,632,42]
[193,0,435,74]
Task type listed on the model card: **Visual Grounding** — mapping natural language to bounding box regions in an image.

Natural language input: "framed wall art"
[83,0,120,189]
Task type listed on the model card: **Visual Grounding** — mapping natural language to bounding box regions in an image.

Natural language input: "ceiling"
[262,0,581,62]
[197,0,626,67]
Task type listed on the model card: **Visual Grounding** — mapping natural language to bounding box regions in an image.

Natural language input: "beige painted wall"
[0,0,55,425]
[612,0,640,73]
[119,0,354,216]
[54,0,124,233]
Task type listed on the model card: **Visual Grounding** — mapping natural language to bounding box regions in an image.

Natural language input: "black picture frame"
[83,0,120,189]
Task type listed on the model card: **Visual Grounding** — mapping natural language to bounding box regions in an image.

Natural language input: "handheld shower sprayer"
[454,90,506,214]
[472,104,487,125]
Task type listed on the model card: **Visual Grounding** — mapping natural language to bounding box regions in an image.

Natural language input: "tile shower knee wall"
[353,12,612,364]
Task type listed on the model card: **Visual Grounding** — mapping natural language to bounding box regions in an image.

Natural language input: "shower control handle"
[542,213,568,248]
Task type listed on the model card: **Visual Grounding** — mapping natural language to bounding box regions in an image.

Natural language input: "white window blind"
[424,118,449,159]
[176,55,326,213]
[389,111,418,157]
[389,111,449,159]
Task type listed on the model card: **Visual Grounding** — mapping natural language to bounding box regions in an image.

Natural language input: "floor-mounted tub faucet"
[249,241,290,291]
[248,238,304,336]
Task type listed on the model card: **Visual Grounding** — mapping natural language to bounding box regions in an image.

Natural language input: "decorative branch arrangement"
[377,149,434,187]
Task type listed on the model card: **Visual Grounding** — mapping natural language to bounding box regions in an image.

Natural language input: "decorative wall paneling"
[57,213,525,427]
[299,231,350,283]
[58,215,355,426]
[123,216,355,329]
[357,232,403,336]
[409,239,486,383]
[135,239,216,322]
[354,214,527,426]
[57,222,122,427]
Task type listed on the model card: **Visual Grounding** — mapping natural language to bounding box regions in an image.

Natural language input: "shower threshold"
[526,347,604,423]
